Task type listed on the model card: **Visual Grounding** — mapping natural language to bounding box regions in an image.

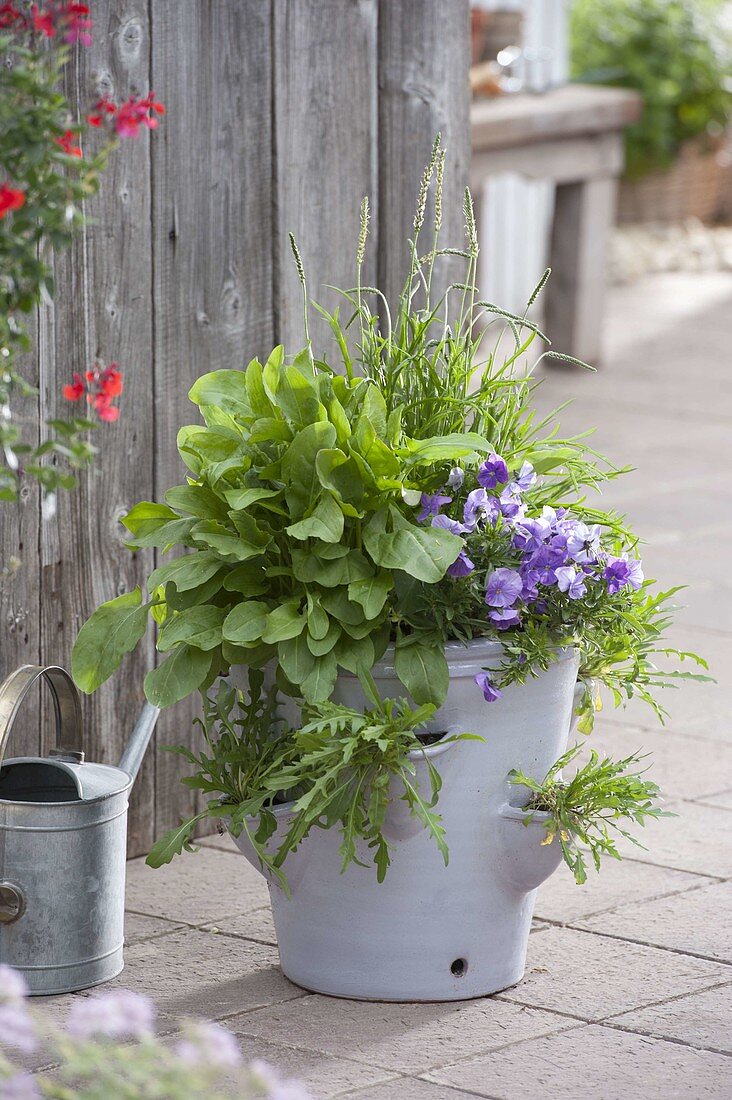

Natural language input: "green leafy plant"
[148,672,477,886]
[509,744,670,884]
[570,0,731,179]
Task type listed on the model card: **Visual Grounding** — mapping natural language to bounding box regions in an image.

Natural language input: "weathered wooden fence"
[1,0,469,855]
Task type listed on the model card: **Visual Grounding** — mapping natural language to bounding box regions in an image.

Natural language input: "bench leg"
[545,176,617,366]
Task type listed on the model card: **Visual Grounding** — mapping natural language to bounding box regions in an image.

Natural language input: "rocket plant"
[72,138,707,881]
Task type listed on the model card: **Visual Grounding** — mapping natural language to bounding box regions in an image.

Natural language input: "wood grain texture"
[273,0,378,357]
[377,0,470,309]
[0,337,40,756]
[150,0,274,842]
[38,0,156,853]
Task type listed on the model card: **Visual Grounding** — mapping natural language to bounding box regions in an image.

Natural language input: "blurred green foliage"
[570,0,731,179]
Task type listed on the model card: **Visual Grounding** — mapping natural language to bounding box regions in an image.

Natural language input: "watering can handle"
[0,664,82,765]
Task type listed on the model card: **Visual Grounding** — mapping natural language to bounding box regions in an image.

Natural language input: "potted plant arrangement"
[571,0,731,224]
[72,141,706,1001]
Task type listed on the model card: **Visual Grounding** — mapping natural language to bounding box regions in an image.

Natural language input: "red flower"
[0,183,25,218]
[87,96,117,128]
[60,2,91,45]
[62,372,85,402]
[0,3,27,29]
[93,394,119,422]
[55,129,82,157]
[31,4,55,36]
[114,92,165,138]
[63,362,123,421]
[100,364,123,397]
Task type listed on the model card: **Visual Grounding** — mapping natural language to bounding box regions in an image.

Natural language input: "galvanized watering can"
[0,664,159,995]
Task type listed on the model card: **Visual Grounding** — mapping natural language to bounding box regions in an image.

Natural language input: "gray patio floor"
[32,272,732,1098]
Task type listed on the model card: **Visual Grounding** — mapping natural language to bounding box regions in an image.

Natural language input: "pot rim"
[338,638,576,680]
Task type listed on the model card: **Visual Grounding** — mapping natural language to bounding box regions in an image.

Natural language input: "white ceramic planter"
[231,639,580,1001]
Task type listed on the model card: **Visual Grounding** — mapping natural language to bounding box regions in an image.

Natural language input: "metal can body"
[0,789,129,995]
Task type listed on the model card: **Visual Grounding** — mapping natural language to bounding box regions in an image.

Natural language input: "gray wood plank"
[38,0,156,855]
[377,0,470,310]
[273,0,378,359]
[150,0,274,843]
[0,338,40,756]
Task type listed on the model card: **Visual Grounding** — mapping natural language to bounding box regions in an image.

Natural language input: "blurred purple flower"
[447,467,464,491]
[0,966,29,1003]
[249,1059,314,1100]
[0,1073,42,1100]
[463,488,499,530]
[0,1003,37,1052]
[67,990,155,1041]
[512,516,551,553]
[175,1022,242,1069]
[489,608,521,630]
[555,565,587,600]
[566,522,601,564]
[475,672,502,703]
[417,492,451,523]
[485,567,523,608]
[477,453,508,489]
[431,514,467,535]
[604,555,644,595]
[447,549,475,578]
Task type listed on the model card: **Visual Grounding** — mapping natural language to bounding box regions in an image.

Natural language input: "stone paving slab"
[698,789,732,809]
[125,846,268,925]
[344,1079,481,1100]
[424,1021,732,1099]
[578,881,732,963]
[124,911,185,945]
[496,926,728,1021]
[105,928,303,1028]
[205,905,277,946]
[232,1034,395,1098]
[228,994,576,1075]
[534,854,711,924]
[610,983,732,1056]
[584,723,732,802]
[607,799,732,878]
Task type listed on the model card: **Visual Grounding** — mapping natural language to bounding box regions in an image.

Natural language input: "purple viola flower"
[555,565,587,600]
[431,514,467,535]
[477,452,509,489]
[519,567,541,602]
[463,488,499,531]
[447,467,464,491]
[515,461,537,491]
[489,607,521,630]
[485,567,523,608]
[566,522,602,564]
[447,549,475,578]
[512,516,551,553]
[475,672,503,703]
[67,990,156,1041]
[498,484,525,520]
[604,555,644,595]
[417,491,452,523]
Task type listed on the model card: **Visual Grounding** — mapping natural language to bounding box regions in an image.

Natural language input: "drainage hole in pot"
[451,958,468,978]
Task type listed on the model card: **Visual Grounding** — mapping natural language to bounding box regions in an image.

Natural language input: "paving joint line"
[552,922,732,967]
[534,873,722,925]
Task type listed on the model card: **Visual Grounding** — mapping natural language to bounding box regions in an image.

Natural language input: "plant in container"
[72,140,707,1001]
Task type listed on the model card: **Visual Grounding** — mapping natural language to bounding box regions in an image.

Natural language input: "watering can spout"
[118,702,160,784]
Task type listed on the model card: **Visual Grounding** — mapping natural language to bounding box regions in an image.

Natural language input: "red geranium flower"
[93,394,119,422]
[100,364,123,397]
[0,3,26,29]
[31,3,55,36]
[55,129,82,157]
[0,183,25,218]
[62,372,85,402]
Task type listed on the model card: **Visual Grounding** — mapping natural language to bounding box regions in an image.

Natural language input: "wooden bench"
[471,84,642,363]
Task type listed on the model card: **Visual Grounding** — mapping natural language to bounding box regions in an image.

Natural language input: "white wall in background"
[473,0,569,313]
